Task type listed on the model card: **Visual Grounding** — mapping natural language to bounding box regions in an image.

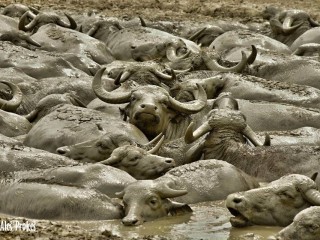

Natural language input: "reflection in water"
[72,200,282,240]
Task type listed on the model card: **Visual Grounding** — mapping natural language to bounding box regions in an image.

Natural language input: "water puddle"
[72,200,283,240]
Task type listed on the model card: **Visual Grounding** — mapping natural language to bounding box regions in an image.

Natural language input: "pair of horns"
[92,67,207,114]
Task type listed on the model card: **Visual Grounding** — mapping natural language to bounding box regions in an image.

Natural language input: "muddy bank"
[0,201,282,240]
[0,0,317,239]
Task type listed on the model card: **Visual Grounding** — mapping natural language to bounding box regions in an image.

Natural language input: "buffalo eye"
[279,190,295,200]
[305,223,319,232]
[148,197,160,209]
[96,140,109,149]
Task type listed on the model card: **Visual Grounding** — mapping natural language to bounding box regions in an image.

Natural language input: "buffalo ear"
[311,172,318,182]
[166,199,192,216]
[115,190,125,199]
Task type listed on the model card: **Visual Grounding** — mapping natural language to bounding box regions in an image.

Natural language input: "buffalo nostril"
[141,104,145,108]
[131,219,138,225]
[154,106,157,110]
[165,158,173,164]
[122,218,139,226]
[233,197,242,204]
[56,147,69,155]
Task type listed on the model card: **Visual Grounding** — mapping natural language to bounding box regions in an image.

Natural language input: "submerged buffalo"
[226,174,320,227]
[92,67,207,140]
[117,159,258,226]
[268,206,320,240]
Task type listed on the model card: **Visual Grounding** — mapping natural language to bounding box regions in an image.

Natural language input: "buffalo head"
[116,180,192,226]
[92,67,207,139]
[19,11,77,33]
[0,81,22,112]
[226,174,320,227]
[268,206,320,240]
[270,9,319,45]
[98,135,175,179]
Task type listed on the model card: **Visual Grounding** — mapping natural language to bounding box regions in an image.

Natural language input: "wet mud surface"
[0,0,319,239]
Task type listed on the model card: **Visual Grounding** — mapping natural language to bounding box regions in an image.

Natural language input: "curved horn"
[311,172,318,182]
[19,11,37,32]
[92,67,132,104]
[99,155,120,165]
[188,27,207,42]
[203,51,248,73]
[242,124,264,146]
[57,13,77,29]
[166,41,191,62]
[115,190,125,199]
[168,83,207,114]
[119,70,132,83]
[143,133,164,148]
[24,109,38,122]
[67,94,87,108]
[184,121,211,144]
[166,48,191,62]
[87,24,99,36]
[147,135,165,154]
[29,6,40,15]
[0,81,23,112]
[303,188,320,206]
[282,16,293,29]
[247,45,257,65]
[22,33,41,47]
[308,17,320,27]
[282,16,303,35]
[139,16,147,27]
[157,183,188,198]
[151,69,175,80]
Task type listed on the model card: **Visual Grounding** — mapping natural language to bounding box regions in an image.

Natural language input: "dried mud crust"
[0,0,319,23]
[0,0,319,239]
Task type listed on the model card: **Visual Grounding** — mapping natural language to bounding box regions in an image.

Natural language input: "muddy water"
[69,200,282,240]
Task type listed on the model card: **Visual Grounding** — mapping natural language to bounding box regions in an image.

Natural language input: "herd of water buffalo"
[1,2,320,239]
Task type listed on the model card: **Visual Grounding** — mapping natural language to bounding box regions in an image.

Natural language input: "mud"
[0,0,319,239]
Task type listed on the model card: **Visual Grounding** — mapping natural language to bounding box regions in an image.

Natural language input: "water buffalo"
[248,49,320,90]
[0,182,123,220]
[117,159,258,226]
[171,71,320,109]
[257,127,320,146]
[209,30,291,60]
[92,67,207,140]
[226,174,320,227]
[185,95,320,184]
[269,9,319,46]
[56,134,175,179]
[24,93,86,123]
[31,23,114,67]
[19,10,77,34]
[0,14,40,49]
[24,104,149,153]
[15,75,94,115]
[268,206,320,240]
[0,81,31,137]
[0,41,85,80]
[1,3,38,18]
[12,164,136,198]
[86,19,199,61]
[290,27,320,51]
[0,139,77,173]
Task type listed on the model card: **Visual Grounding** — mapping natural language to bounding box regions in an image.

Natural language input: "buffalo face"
[268,206,320,240]
[92,67,207,140]
[99,144,175,180]
[56,133,135,162]
[117,180,191,226]
[226,174,320,227]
